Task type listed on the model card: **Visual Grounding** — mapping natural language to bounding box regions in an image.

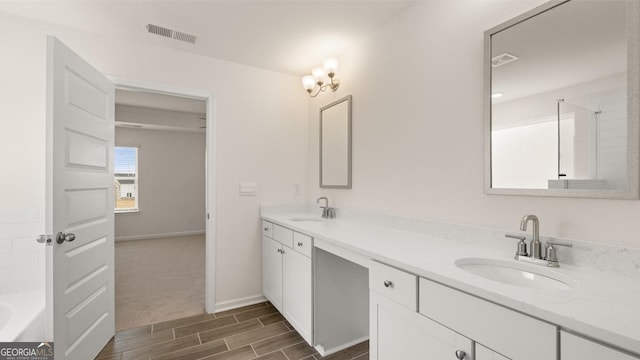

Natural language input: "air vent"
[491,52,519,67]
[146,23,197,44]
[146,24,172,38]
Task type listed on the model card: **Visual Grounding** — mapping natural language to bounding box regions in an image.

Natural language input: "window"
[114,146,138,212]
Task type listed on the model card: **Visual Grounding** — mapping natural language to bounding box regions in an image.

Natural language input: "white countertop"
[261,211,640,355]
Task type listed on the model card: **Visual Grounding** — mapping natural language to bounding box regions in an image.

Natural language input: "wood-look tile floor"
[96,301,369,360]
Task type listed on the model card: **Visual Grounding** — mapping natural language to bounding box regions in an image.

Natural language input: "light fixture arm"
[306,76,340,98]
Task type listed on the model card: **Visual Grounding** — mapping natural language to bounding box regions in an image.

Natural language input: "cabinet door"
[476,344,510,360]
[370,291,472,360]
[561,331,640,360]
[283,247,312,344]
[263,236,283,312]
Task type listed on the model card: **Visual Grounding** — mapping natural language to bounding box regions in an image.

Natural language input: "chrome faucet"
[506,214,573,267]
[520,215,542,259]
[316,197,335,219]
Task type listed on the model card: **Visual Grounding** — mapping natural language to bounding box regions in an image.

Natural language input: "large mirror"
[485,0,639,198]
[320,95,352,188]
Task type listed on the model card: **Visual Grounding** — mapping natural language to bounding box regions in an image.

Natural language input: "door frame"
[107,75,217,313]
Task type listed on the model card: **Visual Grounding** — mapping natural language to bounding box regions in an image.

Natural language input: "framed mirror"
[320,95,352,188]
[484,0,639,198]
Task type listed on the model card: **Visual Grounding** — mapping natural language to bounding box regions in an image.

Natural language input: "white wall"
[308,0,640,249]
[115,107,206,239]
[0,12,308,304]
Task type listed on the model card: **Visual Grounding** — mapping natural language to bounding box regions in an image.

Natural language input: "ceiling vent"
[146,24,197,44]
[491,52,519,67]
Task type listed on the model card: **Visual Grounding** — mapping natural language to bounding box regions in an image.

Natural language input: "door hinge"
[36,234,53,246]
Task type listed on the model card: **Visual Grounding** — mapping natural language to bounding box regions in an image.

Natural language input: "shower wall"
[0,209,45,294]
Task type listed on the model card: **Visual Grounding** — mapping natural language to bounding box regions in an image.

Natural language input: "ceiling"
[0,0,414,76]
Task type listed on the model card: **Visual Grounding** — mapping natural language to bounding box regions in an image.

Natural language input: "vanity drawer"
[369,261,417,311]
[418,277,557,360]
[262,221,274,238]
[273,224,294,248]
[561,331,640,360]
[293,232,312,258]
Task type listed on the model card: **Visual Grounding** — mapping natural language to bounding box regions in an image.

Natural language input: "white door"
[46,36,115,360]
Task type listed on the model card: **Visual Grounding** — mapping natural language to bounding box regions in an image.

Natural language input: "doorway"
[112,89,209,331]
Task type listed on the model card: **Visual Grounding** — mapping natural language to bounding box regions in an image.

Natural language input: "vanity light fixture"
[301,58,340,97]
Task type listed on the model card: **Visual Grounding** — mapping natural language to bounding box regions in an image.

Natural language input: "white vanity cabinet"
[262,235,284,311]
[262,221,313,345]
[369,261,473,360]
[283,233,312,343]
[419,277,557,360]
[561,331,640,360]
[475,344,509,360]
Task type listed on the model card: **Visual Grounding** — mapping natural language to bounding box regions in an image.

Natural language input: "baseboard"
[315,336,370,357]
[214,294,267,313]
[115,230,205,241]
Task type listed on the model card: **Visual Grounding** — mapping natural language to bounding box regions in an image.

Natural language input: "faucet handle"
[545,241,572,267]
[505,233,528,258]
[547,240,572,247]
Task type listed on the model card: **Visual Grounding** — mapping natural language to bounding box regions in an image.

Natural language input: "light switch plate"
[239,182,257,196]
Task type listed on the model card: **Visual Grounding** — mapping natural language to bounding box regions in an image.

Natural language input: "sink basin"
[455,258,577,291]
[289,217,324,222]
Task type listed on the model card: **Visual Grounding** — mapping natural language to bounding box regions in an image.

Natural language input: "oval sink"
[455,258,577,291]
[289,217,324,222]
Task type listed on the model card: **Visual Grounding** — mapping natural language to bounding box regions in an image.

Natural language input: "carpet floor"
[115,235,206,331]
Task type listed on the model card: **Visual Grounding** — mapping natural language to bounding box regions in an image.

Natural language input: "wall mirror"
[485,0,639,198]
[320,95,352,188]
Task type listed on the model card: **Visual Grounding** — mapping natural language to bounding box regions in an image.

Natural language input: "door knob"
[455,350,466,359]
[56,232,76,244]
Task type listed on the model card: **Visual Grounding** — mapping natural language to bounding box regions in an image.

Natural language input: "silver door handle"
[56,232,76,244]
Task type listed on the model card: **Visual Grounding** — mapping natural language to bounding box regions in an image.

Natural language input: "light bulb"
[324,57,338,76]
[312,67,326,83]
[302,75,316,91]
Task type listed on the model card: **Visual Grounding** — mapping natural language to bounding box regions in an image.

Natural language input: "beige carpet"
[115,234,206,331]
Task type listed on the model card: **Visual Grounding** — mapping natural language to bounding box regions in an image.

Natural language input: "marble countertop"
[261,211,640,355]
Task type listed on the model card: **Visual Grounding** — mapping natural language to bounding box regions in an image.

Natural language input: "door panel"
[283,248,312,344]
[262,236,283,311]
[47,36,115,360]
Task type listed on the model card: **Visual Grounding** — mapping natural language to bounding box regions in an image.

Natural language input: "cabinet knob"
[297,242,303,247]
[383,280,393,288]
[455,350,466,360]
[264,227,269,231]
